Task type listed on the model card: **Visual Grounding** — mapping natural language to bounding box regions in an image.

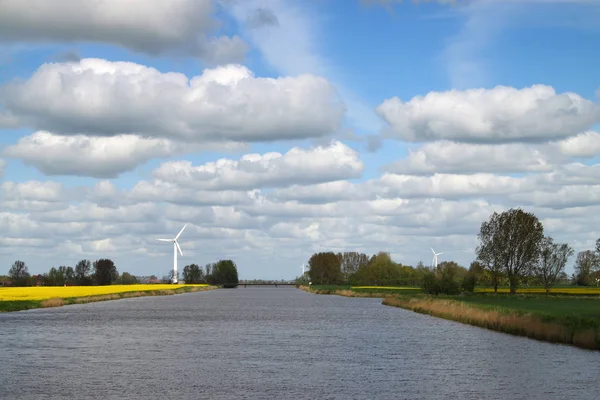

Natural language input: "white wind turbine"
[301,264,306,276]
[157,224,187,284]
[431,247,443,271]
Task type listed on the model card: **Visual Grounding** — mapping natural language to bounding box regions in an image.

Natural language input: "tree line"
[2,259,125,287]
[301,208,600,295]
[2,258,239,288]
[180,260,239,287]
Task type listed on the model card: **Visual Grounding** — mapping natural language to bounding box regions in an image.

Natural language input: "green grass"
[0,300,42,312]
[351,287,422,294]
[451,294,600,330]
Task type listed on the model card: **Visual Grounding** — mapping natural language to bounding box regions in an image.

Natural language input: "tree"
[9,260,30,286]
[336,252,369,284]
[120,272,138,285]
[573,250,599,286]
[308,252,342,285]
[535,237,574,295]
[64,266,75,285]
[93,259,118,285]
[75,259,92,285]
[476,208,544,294]
[183,264,203,284]
[212,260,239,288]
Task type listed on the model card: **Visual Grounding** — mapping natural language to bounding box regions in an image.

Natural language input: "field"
[476,287,600,295]
[0,284,214,312]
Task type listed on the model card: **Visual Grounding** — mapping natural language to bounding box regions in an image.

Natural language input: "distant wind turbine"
[157,224,187,284]
[431,247,443,271]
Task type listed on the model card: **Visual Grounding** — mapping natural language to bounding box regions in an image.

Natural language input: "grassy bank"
[300,285,600,351]
[298,285,421,297]
[383,296,600,351]
[0,284,216,312]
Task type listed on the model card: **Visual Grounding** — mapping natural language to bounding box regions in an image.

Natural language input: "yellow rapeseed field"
[475,287,600,295]
[0,284,209,301]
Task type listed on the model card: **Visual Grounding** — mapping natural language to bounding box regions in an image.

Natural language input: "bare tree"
[574,250,599,286]
[476,208,544,294]
[9,260,30,286]
[535,237,574,295]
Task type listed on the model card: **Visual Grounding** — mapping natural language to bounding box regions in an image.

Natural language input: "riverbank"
[0,284,217,312]
[300,285,600,351]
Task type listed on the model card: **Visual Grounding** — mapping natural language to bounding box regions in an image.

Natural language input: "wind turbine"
[157,224,187,284]
[431,247,443,271]
[301,264,306,276]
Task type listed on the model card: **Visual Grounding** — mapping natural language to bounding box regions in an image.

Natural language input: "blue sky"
[1,0,599,279]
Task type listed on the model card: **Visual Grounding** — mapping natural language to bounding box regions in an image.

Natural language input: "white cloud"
[0,180,70,212]
[0,110,19,128]
[386,141,559,175]
[0,0,247,63]
[3,131,247,178]
[376,85,600,143]
[557,131,600,158]
[0,158,5,178]
[384,131,600,175]
[373,173,523,199]
[152,140,364,190]
[2,59,345,143]
[224,0,383,134]
[3,159,600,278]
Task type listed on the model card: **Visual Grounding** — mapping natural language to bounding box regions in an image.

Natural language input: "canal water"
[1,288,599,399]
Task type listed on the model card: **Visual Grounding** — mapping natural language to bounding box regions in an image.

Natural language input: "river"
[1,288,599,399]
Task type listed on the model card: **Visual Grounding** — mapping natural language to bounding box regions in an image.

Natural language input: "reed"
[382,296,600,351]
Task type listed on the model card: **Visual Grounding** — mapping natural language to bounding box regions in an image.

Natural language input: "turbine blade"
[175,224,187,240]
[431,247,435,254]
[175,240,183,256]
[157,239,172,242]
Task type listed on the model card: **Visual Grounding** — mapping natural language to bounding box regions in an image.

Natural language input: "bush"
[461,274,477,293]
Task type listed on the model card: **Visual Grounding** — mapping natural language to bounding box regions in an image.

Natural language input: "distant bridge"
[238,283,298,288]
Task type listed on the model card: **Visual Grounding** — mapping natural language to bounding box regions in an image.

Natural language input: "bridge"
[238,282,298,288]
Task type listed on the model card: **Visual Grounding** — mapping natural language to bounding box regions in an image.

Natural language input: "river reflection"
[1,288,599,399]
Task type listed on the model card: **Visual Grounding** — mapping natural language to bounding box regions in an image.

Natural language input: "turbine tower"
[431,247,443,271]
[157,224,187,284]
[301,264,306,276]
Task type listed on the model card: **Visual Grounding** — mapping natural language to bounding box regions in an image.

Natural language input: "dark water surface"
[1,288,599,400]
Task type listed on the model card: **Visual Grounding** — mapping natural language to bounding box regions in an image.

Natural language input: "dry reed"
[382,296,599,351]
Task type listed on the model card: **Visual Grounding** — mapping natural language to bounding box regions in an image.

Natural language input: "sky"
[1,0,599,280]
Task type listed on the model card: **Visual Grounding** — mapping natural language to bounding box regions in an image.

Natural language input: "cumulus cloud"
[1,59,345,143]
[0,180,71,212]
[0,158,5,178]
[376,85,600,143]
[3,131,248,178]
[557,131,600,158]
[385,141,559,175]
[0,0,248,63]
[384,131,600,175]
[152,140,364,190]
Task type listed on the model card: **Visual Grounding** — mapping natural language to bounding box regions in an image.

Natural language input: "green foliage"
[120,272,138,285]
[535,237,574,293]
[8,260,30,286]
[461,274,477,293]
[212,259,239,288]
[183,264,204,284]
[477,208,544,294]
[421,271,440,295]
[574,250,599,286]
[75,259,93,285]
[308,252,342,285]
[93,259,118,286]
